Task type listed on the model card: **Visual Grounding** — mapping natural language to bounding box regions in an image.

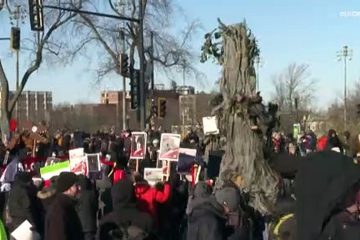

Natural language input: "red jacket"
[134,182,171,221]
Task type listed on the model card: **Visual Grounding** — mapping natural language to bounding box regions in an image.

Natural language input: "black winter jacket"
[44,193,84,240]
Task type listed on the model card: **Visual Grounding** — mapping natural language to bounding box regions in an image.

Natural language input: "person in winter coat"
[7,172,43,234]
[134,173,171,224]
[186,182,227,240]
[77,175,98,240]
[321,187,360,240]
[44,172,83,240]
[37,176,58,213]
[97,178,154,240]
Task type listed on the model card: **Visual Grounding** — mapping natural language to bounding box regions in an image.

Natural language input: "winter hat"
[215,187,241,212]
[15,172,32,184]
[56,172,78,193]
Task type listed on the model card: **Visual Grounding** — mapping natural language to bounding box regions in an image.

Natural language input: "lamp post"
[337,45,353,131]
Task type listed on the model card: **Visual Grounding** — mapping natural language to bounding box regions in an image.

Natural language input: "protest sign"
[86,153,101,179]
[159,133,181,161]
[11,220,41,240]
[144,168,164,185]
[177,148,197,174]
[202,116,219,135]
[40,161,70,180]
[130,132,147,159]
[69,148,86,175]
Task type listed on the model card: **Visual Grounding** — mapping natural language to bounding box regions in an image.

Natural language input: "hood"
[295,151,360,240]
[111,178,136,209]
[187,195,225,221]
[193,181,211,198]
[37,188,56,200]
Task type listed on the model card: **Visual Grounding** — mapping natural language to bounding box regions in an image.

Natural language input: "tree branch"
[9,12,78,113]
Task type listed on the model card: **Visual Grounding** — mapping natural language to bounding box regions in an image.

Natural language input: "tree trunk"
[215,22,279,215]
[0,60,10,140]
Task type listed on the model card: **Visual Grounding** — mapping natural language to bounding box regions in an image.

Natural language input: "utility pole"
[138,0,146,129]
[150,31,154,92]
[120,30,126,130]
[337,45,352,131]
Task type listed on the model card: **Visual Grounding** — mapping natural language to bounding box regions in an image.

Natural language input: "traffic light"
[120,53,129,77]
[10,27,20,51]
[357,104,360,115]
[28,0,44,31]
[158,98,166,118]
[151,99,158,117]
[130,69,140,109]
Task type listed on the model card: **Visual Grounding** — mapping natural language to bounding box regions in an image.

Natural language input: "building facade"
[10,91,53,123]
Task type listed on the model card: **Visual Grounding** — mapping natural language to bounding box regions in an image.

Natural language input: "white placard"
[11,220,41,240]
[130,132,148,159]
[69,148,86,175]
[144,168,163,185]
[159,133,181,161]
[69,148,84,160]
[202,116,219,135]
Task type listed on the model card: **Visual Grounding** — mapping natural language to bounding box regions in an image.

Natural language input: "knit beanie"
[56,172,78,193]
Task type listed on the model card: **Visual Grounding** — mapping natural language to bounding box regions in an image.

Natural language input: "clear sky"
[1,0,360,107]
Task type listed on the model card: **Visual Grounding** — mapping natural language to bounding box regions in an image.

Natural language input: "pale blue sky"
[1,0,360,107]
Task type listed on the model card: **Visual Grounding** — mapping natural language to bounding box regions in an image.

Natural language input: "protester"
[186,181,225,240]
[134,173,171,225]
[77,175,98,240]
[97,178,154,239]
[7,172,43,235]
[44,172,83,240]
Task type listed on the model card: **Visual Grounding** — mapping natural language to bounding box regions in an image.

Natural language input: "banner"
[40,161,70,180]
[144,168,163,186]
[130,132,147,159]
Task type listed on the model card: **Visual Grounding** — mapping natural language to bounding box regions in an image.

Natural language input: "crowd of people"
[0,124,359,240]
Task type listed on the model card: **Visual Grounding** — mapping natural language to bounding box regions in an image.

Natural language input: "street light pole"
[120,30,126,130]
[337,45,352,131]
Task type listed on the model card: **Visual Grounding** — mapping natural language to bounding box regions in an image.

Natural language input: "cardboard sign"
[159,133,181,161]
[40,161,71,180]
[11,220,41,240]
[130,132,147,159]
[203,116,219,135]
[144,168,163,185]
[69,148,86,175]
[177,148,197,174]
[86,153,101,172]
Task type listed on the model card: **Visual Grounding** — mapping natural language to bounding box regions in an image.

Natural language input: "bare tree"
[63,0,202,84]
[201,19,280,215]
[271,63,316,112]
[0,0,80,139]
